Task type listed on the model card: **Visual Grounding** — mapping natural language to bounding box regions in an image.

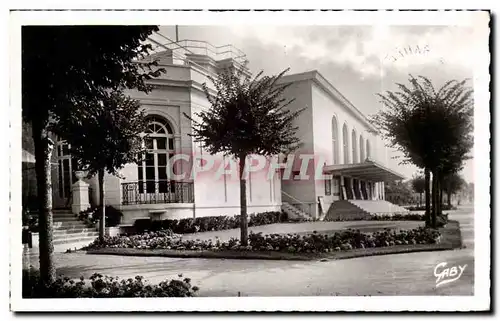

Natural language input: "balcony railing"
[121,180,194,205]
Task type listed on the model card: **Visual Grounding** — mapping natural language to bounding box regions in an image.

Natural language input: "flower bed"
[85,226,441,254]
[22,268,198,298]
[134,211,289,235]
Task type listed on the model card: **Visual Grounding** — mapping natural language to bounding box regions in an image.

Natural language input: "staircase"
[281,202,313,221]
[349,200,410,216]
[28,209,99,253]
[324,200,410,221]
[324,200,371,221]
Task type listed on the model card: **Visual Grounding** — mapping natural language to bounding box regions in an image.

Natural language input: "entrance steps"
[281,201,313,221]
[324,200,410,221]
[30,209,98,252]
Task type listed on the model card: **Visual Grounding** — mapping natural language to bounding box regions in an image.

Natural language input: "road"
[23,205,474,296]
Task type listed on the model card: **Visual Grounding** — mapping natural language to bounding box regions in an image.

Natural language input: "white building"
[46,38,406,226]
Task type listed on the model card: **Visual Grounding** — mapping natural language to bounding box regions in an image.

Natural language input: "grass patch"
[87,220,462,261]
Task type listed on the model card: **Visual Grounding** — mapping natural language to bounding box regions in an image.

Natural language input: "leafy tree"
[411,174,426,206]
[51,90,148,240]
[186,68,304,245]
[442,173,466,206]
[22,26,163,283]
[372,75,473,227]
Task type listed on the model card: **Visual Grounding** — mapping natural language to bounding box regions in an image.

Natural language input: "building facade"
[24,38,405,225]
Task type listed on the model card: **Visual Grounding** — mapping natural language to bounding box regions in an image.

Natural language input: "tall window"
[359,135,365,162]
[366,140,371,159]
[342,123,349,164]
[56,141,78,200]
[351,129,358,163]
[331,116,339,164]
[138,115,175,194]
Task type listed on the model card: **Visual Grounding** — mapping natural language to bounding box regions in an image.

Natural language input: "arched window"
[351,129,358,163]
[331,116,339,164]
[342,123,349,164]
[366,140,371,159]
[138,115,176,194]
[360,135,365,162]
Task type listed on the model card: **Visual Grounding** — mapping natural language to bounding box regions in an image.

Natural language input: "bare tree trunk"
[424,168,431,227]
[431,170,438,228]
[238,154,248,246]
[33,124,56,284]
[447,191,452,207]
[98,168,106,241]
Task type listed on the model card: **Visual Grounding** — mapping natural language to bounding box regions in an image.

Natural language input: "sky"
[156,25,479,183]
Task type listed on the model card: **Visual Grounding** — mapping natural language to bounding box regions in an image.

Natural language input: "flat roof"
[323,158,405,182]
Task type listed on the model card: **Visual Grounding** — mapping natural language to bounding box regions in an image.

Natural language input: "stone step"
[54,228,97,235]
[53,216,81,222]
[53,231,99,240]
[53,235,98,246]
[53,222,89,229]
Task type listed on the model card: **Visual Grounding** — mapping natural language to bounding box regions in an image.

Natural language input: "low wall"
[118,203,282,225]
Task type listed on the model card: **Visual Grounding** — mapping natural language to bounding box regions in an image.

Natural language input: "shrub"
[22,268,199,298]
[87,226,441,254]
[133,211,287,235]
[79,206,123,227]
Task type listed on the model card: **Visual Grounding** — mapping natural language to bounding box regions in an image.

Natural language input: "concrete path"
[24,205,474,296]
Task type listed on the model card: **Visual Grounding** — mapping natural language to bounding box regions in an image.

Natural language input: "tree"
[411,174,426,206]
[186,68,304,245]
[442,173,466,206]
[22,26,163,283]
[51,90,148,240]
[372,75,473,228]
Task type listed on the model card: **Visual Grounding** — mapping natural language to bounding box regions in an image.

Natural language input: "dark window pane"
[137,164,143,180]
[165,122,173,134]
[146,181,155,193]
[158,153,167,166]
[138,180,144,194]
[145,167,155,180]
[62,144,69,156]
[158,166,168,180]
[156,126,165,134]
[157,138,166,150]
[58,160,63,198]
[159,180,168,193]
[145,138,153,149]
[168,138,174,150]
[63,159,70,197]
[145,153,154,166]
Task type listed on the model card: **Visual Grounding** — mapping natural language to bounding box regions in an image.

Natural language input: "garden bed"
[87,221,462,261]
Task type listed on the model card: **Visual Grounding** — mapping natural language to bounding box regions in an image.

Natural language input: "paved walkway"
[23,205,474,296]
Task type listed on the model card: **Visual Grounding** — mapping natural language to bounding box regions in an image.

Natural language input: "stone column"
[351,178,356,200]
[340,175,346,200]
[358,180,364,200]
[72,171,90,215]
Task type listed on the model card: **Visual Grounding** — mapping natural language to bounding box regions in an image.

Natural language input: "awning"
[323,158,405,182]
[22,149,36,163]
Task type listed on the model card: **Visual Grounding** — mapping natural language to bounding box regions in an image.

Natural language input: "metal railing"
[121,180,194,205]
[281,190,314,217]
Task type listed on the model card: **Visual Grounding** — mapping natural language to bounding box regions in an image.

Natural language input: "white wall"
[279,80,317,214]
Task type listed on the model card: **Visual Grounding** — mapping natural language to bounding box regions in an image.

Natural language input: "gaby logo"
[434,262,467,288]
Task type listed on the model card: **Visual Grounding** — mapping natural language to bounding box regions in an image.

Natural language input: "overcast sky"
[156,25,478,183]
